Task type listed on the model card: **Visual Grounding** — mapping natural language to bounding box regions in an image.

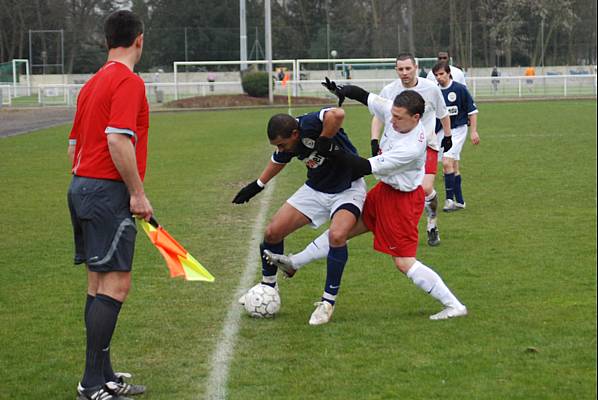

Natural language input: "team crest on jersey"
[448,92,457,102]
[418,129,425,142]
[302,137,316,149]
[447,105,459,116]
[303,151,325,169]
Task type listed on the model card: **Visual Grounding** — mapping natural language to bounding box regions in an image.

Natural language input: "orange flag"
[140,217,215,282]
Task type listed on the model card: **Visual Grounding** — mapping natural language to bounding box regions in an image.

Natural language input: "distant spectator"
[277,68,285,81]
[491,66,500,94]
[524,66,536,92]
[207,72,216,92]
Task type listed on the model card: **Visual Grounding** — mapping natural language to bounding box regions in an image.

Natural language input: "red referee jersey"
[69,61,149,181]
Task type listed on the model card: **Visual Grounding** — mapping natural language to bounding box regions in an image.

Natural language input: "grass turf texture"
[0,100,595,399]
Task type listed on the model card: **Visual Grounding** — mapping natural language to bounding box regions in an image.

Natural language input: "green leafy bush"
[241,71,269,97]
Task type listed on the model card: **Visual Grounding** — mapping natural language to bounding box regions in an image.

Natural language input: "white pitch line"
[203,180,276,400]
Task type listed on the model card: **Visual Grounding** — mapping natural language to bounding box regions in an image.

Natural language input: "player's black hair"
[104,10,144,49]
[396,53,417,65]
[432,62,451,75]
[393,90,425,117]
[267,114,298,140]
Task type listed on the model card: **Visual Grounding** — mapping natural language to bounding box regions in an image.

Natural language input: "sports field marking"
[204,180,276,400]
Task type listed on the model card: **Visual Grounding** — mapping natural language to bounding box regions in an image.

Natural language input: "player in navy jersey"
[432,62,480,211]
[232,108,367,325]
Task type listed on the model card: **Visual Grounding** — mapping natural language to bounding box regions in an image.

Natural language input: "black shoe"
[109,372,146,396]
[76,382,132,400]
[427,227,440,246]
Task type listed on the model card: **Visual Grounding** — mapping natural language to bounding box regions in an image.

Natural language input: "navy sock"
[81,294,122,389]
[444,173,455,201]
[454,174,464,204]
[84,294,95,324]
[323,245,348,305]
[260,241,283,287]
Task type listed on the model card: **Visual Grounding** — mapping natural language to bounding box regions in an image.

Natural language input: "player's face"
[434,69,450,86]
[395,59,417,87]
[270,130,299,153]
[390,106,420,133]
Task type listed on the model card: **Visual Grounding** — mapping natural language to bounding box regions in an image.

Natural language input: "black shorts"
[67,176,137,272]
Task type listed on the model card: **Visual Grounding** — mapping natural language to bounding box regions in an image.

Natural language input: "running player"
[432,62,480,211]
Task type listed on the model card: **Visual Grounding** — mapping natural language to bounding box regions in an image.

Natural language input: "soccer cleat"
[308,301,335,325]
[429,305,468,320]
[76,382,132,400]
[263,249,297,278]
[427,227,440,246]
[109,372,145,396]
[238,282,278,305]
[443,199,456,212]
[454,202,466,210]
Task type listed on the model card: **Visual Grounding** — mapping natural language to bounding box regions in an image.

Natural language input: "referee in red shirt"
[67,10,152,400]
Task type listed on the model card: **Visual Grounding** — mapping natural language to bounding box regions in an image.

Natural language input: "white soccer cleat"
[443,199,456,212]
[429,305,468,320]
[263,249,297,278]
[308,301,335,325]
[454,202,466,210]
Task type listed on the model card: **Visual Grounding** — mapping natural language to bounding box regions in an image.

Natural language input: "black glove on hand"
[370,139,380,157]
[441,136,453,152]
[315,136,335,156]
[232,180,264,204]
[321,77,346,106]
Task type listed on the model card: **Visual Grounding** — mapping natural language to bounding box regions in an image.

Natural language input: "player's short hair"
[393,90,425,117]
[267,114,298,140]
[432,62,451,75]
[104,10,144,49]
[396,53,417,65]
[437,51,449,61]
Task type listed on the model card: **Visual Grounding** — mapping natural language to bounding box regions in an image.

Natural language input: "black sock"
[81,294,122,389]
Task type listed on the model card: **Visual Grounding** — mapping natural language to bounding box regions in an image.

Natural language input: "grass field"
[0,100,596,399]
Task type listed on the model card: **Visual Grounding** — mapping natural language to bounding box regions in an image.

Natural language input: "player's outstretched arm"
[321,77,369,106]
[232,160,285,204]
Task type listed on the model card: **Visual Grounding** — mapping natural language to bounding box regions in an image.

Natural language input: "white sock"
[406,261,464,308]
[424,190,437,218]
[290,230,330,269]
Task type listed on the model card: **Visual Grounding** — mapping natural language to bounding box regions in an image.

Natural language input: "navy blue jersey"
[272,109,359,194]
[435,81,478,132]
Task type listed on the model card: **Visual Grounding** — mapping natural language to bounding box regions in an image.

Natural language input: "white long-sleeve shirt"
[379,78,448,151]
[366,93,427,192]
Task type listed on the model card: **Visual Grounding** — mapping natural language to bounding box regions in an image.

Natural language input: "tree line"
[0,0,595,74]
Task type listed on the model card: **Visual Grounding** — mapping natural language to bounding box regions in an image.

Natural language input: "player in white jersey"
[432,62,480,211]
[371,53,452,246]
[264,81,468,321]
[426,51,467,86]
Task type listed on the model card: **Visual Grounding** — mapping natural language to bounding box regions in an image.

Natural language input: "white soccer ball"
[243,284,281,318]
[330,50,338,58]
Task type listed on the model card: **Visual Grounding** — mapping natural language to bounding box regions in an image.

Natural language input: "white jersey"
[379,78,449,151]
[427,65,467,86]
[366,93,427,191]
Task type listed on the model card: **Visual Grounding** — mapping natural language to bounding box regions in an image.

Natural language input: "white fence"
[2,74,596,108]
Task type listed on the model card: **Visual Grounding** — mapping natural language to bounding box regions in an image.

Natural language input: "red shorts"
[362,182,425,257]
[425,147,438,175]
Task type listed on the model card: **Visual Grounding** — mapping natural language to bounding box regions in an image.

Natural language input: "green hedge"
[241,71,269,97]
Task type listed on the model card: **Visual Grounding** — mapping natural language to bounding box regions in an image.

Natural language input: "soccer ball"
[243,284,281,318]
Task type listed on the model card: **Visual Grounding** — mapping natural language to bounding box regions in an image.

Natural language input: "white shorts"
[287,178,367,228]
[437,125,468,161]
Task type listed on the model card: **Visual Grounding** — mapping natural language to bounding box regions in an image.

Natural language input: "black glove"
[321,77,346,106]
[441,136,453,152]
[370,139,380,157]
[232,180,264,204]
[315,136,335,156]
